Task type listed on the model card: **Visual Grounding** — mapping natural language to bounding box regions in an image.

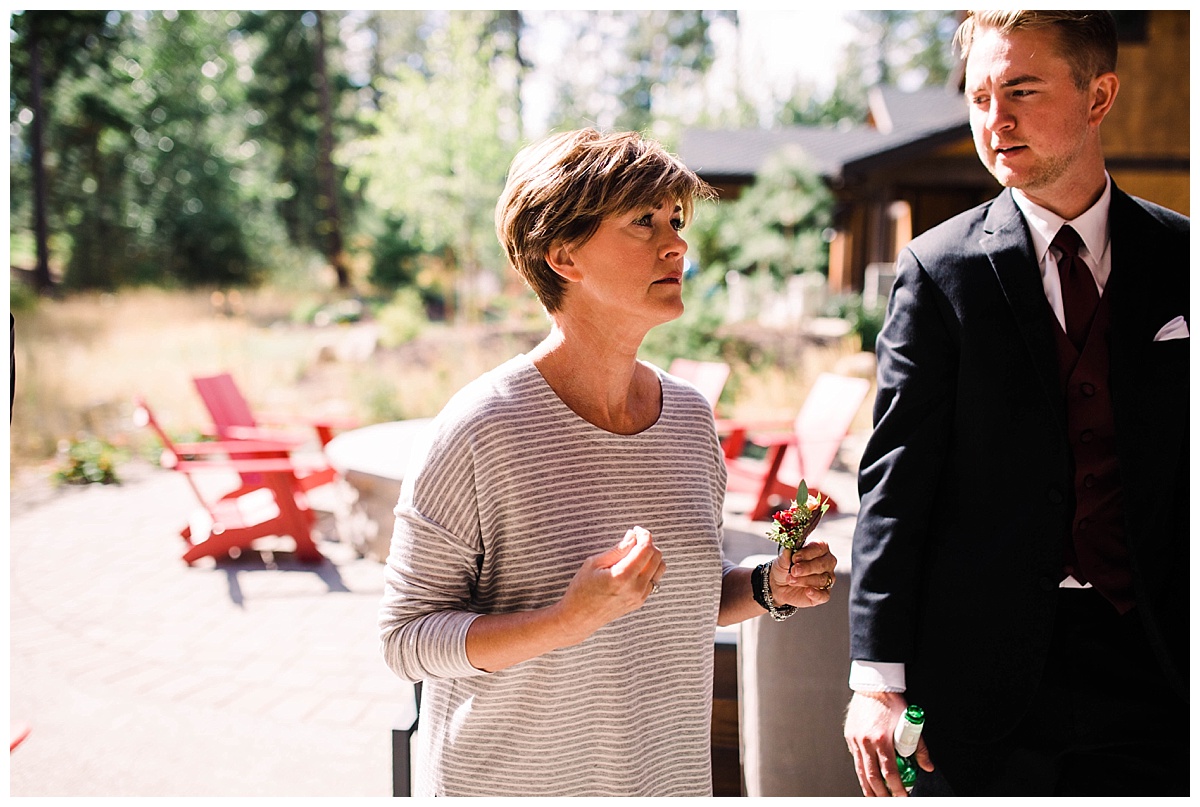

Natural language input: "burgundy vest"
[1053,291,1135,613]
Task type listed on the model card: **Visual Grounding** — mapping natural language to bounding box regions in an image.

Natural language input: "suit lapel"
[981,190,1064,424]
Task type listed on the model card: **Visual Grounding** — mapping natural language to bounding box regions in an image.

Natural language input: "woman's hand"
[554,526,665,643]
[717,539,838,625]
[466,526,664,672]
[770,540,838,609]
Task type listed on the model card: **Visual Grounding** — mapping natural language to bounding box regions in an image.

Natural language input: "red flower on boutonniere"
[765,480,830,552]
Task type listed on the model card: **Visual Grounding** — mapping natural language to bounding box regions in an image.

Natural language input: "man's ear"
[545,242,583,282]
[1088,72,1119,127]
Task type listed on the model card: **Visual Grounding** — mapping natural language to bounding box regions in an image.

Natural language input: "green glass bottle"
[893,704,925,794]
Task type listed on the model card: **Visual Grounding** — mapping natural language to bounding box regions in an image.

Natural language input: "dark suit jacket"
[848,184,1189,746]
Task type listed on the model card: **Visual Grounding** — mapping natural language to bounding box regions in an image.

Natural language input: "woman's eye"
[671,218,684,231]
[634,214,653,226]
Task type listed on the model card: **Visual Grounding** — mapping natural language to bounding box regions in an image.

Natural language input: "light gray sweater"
[378,354,732,796]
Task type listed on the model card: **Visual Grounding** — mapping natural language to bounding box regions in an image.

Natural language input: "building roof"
[679,86,970,184]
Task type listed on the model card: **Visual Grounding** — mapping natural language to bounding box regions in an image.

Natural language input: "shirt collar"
[1012,175,1112,262]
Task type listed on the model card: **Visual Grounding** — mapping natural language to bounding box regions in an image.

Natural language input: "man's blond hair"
[495,128,714,313]
[954,10,1118,89]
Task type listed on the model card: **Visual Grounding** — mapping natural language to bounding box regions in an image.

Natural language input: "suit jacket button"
[1083,474,1096,489]
[1079,429,1094,444]
[1080,382,1096,397]
[1047,488,1063,504]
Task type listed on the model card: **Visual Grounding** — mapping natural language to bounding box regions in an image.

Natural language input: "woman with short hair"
[379,128,837,797]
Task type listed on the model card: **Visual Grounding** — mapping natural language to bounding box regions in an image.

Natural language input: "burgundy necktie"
[1052,225,1099,351]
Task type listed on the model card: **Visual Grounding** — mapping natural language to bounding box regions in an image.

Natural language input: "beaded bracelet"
[753,560,797,622]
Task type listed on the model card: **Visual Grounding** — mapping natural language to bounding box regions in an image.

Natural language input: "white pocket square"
[1153,315,1189,341]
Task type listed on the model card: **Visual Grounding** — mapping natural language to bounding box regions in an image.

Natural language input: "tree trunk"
[314,10,350,289]
[29,24,52,293]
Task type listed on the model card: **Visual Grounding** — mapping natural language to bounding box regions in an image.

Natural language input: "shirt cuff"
[848,660,906,692]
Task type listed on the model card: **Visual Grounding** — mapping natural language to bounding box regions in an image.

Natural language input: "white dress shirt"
[849,177,1114,693]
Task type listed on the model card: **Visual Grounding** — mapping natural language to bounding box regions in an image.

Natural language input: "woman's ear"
[545,242,583,282]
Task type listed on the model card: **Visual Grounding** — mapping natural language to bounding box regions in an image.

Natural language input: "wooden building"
[679,10,1189,296]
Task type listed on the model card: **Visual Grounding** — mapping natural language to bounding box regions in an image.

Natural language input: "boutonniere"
[765,480,830,556]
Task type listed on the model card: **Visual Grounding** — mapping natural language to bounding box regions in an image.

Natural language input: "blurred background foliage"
[11,9,958,305]
[9,10,959,474]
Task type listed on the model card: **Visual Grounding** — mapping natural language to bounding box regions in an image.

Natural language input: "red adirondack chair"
[668,358,731,414]
[192,372,355,494]
[193,372,356,448]
[133,396,324,565]
[722,372,872,521]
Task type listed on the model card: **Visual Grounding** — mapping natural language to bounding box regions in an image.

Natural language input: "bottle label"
[894,705,925,794]
[894,719,921,758]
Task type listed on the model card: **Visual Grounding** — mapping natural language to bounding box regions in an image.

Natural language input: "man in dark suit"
[843,11,1188,796]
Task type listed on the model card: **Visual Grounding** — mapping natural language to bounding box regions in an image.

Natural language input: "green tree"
[9,10,113,291]
[614,10,733,133]
[110,10,260,287]
[10,10,263,290]
[695,147,833,281]
[368,213,423,291]
[777,34,870,128]
[238,10,359,287]
[360,9,428,92]
[849,10,960,89]
[779,11,958,129]
[313,10,350,288]
[535,10,733,137]
[347,11,525,322]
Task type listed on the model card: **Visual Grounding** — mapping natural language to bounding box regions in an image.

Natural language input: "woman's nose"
[661,230,687,260]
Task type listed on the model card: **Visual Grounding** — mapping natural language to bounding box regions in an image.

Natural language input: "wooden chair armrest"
[256,412,359,430]
[169,438,299,456]
[715,417,794,435]
[743,431,797,448]
[716,417,795,460]
[246,414,359,448]
[170,457,307,474]
[219,425,309,445]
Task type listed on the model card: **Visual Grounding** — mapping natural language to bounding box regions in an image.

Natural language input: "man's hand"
[844,690,934,796]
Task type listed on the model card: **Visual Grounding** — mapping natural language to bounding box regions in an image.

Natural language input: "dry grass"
[9,288,527,473]
[10,286,873,483]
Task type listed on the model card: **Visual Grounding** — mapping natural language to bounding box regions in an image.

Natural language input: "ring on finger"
[818,571,834,591]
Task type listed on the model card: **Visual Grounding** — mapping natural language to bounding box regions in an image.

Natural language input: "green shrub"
[10,279,38,314]
[53,435,126,485]
[376,287,429,347]
[826,293,885,352]
[290,296,326,325]
[312,299,365,326]
[640,278,731,368]
[353,373,409,423]
[369,214,424,290]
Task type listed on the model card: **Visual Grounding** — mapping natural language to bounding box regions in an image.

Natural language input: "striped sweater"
[378,353,732,796]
